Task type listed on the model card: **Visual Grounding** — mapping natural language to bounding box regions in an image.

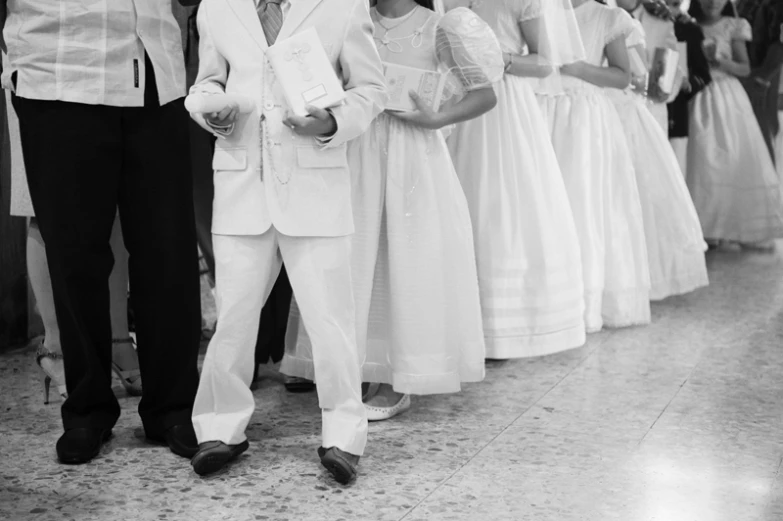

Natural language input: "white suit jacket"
[192,0,387,237]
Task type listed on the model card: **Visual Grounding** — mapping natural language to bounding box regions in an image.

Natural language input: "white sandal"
[365,394,411,422]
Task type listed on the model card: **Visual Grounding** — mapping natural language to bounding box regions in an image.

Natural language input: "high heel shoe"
[111,338,142,397]
[36,341,67,405]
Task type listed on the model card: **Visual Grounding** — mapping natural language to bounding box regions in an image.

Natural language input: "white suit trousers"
[192,229,368,456]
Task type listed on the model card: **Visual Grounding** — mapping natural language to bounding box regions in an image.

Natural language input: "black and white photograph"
[0,0,781,519]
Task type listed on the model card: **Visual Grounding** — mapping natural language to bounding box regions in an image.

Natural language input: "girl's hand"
[703,41,718,63]
[630,74,647,94]
[680,75,692,94]
[560,61,586,79]
[385,91,443,130]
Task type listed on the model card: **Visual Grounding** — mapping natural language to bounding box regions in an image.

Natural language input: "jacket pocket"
[212,147,247,171]
[296,145,347,169]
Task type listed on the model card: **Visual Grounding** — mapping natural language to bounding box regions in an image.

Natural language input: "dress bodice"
[700,17,753,63]
[573,0,635,67]
[463,0,541,55]
[371,6,504,95]
[372,7,441,71]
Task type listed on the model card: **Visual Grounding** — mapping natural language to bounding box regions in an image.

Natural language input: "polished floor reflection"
[1,248,782,521]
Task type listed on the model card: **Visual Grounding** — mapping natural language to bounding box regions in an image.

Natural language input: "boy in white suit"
[188,0,386,483]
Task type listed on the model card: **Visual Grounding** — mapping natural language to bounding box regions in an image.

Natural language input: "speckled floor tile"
[2,249,783,520]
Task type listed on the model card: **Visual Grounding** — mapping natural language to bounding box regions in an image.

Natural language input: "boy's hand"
[283,106,337,137]
[205,104,238,127]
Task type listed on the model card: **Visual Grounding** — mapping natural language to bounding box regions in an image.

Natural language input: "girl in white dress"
[283,0,503,420]
[444,0,588,358]
[686,0,783,247]
[608,17,709,300]
[538,0,651,331]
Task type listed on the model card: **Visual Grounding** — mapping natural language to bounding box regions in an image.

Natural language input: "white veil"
[536,0,588,95]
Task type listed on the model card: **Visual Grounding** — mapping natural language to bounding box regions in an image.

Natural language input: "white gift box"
[648,47,680,99]
[266,27,346,117]
[382,62,448,113]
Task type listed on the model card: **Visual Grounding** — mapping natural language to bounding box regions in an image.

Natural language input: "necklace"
[260,113,293,186]
[374,8,429,53]
[376,5,419,31]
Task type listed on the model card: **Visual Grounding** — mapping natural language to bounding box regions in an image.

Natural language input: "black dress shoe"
[56,428,112,465]
[318,446,359,485]
[191,440,249,476]
[147,424,199,459]
[284,376,315,393]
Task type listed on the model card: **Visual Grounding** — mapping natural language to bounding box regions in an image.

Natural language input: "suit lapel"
[277,0,324,42]
[226,0,269,51]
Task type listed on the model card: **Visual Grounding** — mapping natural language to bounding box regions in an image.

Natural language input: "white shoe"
[365,394,411,422]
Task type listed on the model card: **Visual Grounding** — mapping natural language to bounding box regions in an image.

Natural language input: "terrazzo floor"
[2,247,783,521]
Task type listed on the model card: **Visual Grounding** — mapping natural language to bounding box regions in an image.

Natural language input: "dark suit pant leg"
[255,268,293,370]
[189,119,216,281]
[119,98,202,437]
[13,96,123,430]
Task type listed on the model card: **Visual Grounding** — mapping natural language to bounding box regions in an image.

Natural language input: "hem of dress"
[281,356,485,396]
[484,326,586,359]
[702,225,783,244]
[602,288,651,329]
[650,270,710,301]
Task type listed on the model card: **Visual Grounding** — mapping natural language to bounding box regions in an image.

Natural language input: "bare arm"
[388,87,496,130]
[712,39,751,78]
[561,37,632,90]
[502,18,554,79]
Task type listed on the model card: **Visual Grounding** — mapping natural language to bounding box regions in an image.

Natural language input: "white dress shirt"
[208,0,292,136]
[256,0,292,15]
[2,0,186,107]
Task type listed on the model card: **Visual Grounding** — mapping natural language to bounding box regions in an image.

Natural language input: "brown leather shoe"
[318,446,359,484]
[191,440,249,476]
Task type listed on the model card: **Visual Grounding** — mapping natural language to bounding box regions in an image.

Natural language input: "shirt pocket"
[213,147,248,171]
[296,145,347,169]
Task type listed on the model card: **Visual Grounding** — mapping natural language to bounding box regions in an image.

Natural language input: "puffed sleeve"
[604,6,636,47]
[731,17,753,42]
[626,18,647,49]
[435,8,505,95]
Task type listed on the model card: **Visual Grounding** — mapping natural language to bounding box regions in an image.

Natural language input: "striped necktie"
[257,0,284,46]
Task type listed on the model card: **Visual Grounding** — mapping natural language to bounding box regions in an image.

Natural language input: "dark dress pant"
[12,58,201,436]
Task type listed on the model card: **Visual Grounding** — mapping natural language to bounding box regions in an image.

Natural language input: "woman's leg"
[28,219,61,354]
[109,215,142,388]
[29,218,68,400]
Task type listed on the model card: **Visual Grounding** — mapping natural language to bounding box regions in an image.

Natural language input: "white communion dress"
[446,0,587,358]
[538,0,651,332]
[608,18,708,300]
[687,17,783,243]
[283,7,504,394]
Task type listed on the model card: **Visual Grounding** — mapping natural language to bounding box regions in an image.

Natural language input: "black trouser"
[12,58,201,436]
